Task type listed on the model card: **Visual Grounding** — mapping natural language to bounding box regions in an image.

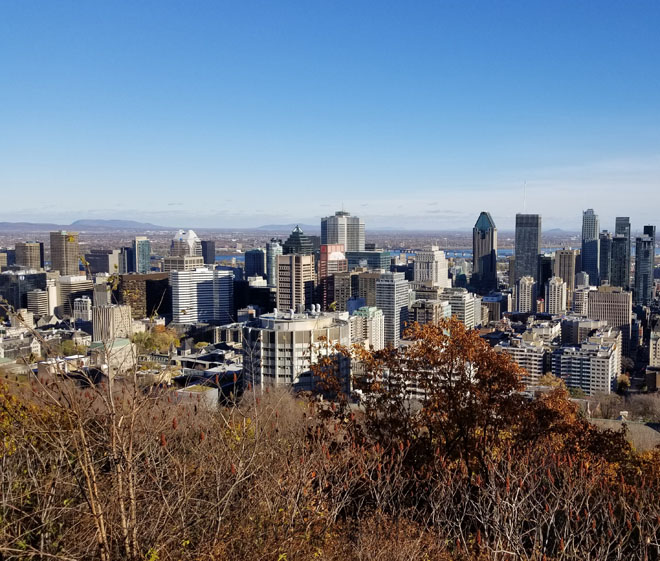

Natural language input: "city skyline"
[2,2,660,229]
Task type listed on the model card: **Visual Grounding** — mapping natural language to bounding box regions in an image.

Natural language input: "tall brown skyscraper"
[553,248,579,304]
[50,231,81,276]
[15,241,45,269]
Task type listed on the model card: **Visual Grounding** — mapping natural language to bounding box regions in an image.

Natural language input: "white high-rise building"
[73,296,93,322]
[92,304,132,342]
[242,311,351,392]
[495,332,546,387]
[170,268,234,324]
[170,230,202,257]
[350,306,385,350]
[437,288,482,329]
[552,330,621,395]
[413,246,449,288]
[545,277,567,315]
[516,276,536,313]
[27,289,49,316]
[376,272,409,347]
[321,210,365,252]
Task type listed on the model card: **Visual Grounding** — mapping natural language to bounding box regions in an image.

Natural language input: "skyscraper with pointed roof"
[283,226,314,255]
[471,211,497,292]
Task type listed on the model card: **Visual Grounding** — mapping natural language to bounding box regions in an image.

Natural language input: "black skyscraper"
[514,214,541,284]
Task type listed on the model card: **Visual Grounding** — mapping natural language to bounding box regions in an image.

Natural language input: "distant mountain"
[0,219,170,232]
[69,219,167,230]
[256,223,320,232]
[0,222,62,232]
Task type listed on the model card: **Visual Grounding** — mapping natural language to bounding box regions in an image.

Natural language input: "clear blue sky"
[2,1,659,230]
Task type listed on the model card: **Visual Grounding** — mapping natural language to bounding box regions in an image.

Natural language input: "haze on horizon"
[2,1,659,231]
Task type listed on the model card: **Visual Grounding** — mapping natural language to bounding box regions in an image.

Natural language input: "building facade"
[472,211,498,291]
[321,210,365,252]
[514,214,541,284]
[50,231,81,276]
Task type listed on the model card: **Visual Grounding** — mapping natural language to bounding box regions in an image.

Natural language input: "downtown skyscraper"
[50,231,81,276]
[611,217,631,289]
[634,225,656,307]
[581,209,600,286]
[471,211,498,292]
[321,210,365,252]
[514,214,541,284]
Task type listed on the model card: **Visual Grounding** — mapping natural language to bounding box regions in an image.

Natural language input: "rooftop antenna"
[523,181,527,213]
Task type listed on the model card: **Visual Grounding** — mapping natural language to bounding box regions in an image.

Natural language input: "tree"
[352,319,525,475]
[617,373,631,394]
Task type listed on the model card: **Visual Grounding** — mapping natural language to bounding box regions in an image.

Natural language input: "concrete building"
[438,287,482,329]
[162,255,205,272]
[496,332,547,386]
[50,231,81,276]
[0,270,47,313]
[516,276,537,313]
[514,214,541,284]
[84,249,121,274]
[472,211,498,292]
[318,244,348,310]
[482,292,512,321]
[410,298,451,326]
[27,289,49,316]
[350,306,385,350]
[89,338,136,373]
[650,322,660,368]
[552,330,621,395]
[170,268,234,325]
[276,254,315,312]
[15,242,44,270]
[554,249,578,303]
[321,210,365,252]
[572,286,596,315]
[358,270,383,307]
[170,230,202,257]
[545,276,567,315]
[413,246,449,288]
[561,316,607,345]
[333,271,360,312]
[634,225,656,306]
[376,271,409,347]
[73,296,93,322]
[92,304,132,342]
[587,286,632,353]
[242,310,351,392]
[56,275,93,317]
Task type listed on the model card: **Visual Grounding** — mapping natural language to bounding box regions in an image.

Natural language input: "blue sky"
[2,1,659,231]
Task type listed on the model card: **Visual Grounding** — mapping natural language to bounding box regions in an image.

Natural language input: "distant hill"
[0,222,62,232]
[256,223,320,232]
[70,219,167,230]
[0,219,169,232]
